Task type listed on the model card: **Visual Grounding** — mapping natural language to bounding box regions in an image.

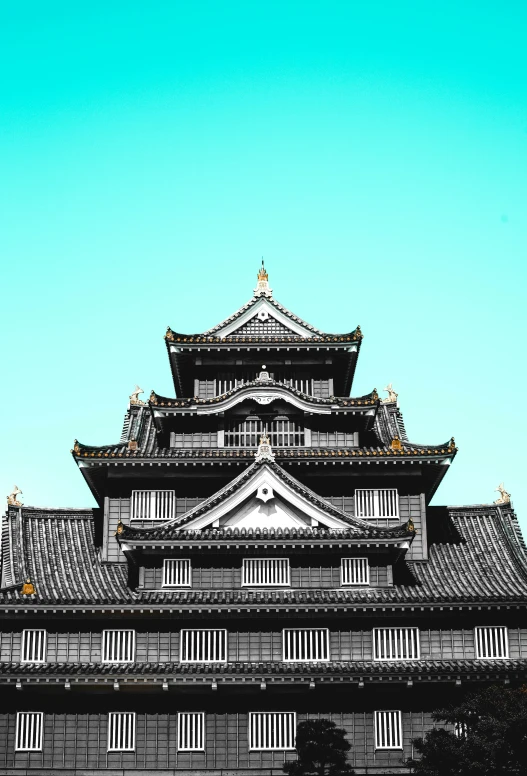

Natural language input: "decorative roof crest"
[7,485,23,507]
[254,259,273,298]
[494,483,511,505]
[382,383,398,404]
[254,434,275,463]
[21,578,35,596]
[255,364,272,383]
[129,385,145,406]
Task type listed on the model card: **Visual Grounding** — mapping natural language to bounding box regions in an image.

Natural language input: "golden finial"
[21,578,35,596]
[254,259,272,298]
[257,259,268,282]
[73,440,81,455]
[390,437,403,451]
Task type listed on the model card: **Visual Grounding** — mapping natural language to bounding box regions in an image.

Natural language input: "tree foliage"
[407,685,527,776]
[283,718,355,776]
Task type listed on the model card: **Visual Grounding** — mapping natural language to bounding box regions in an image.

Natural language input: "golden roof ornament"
[390,437,403,451]
[255,433,275,463]
[129,385,145,406]
[494,483,511,505]
[21,578,35,596]
[406,518,416,533]
[7,486,23,507]
[254,259,273,298]
[115,521,125,536]
[127,439,138,452]
[73,440,81,455]
[382,383,398,404]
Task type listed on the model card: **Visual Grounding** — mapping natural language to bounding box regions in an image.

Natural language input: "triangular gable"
[228,313,300,339]
[206,297,322,338]
[171,463,358,532]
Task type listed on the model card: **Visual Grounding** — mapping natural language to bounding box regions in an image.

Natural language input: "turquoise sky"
[1,3,526,531]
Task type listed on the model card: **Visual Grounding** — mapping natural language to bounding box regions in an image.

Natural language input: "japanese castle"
[1,263,526,774]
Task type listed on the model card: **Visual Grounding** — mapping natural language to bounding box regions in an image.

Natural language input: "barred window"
[355,489,399,519]
[282,629,330,662]
[180,630,227,663]
[177,712,205,751]
[131,490,175,521]
[373,628,420,661]
[341,558,369,586]
[21,630,47,664]
[374,710,403,750]
[107,713,136,752]
[475,627,509,659]
[102,630,136,663]
[242,558,290,587]
[249,712,296,751]
[163,559,191,587]
[454,722,468,739]
[15,712,43,752]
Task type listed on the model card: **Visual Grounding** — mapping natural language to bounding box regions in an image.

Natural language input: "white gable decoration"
[178,464,352,532]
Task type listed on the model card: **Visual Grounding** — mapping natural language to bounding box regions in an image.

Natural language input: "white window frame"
[21,629,47,664]
[177,712,205,751]
[355,489,399,519]
[163,559,192,588]
[282,628,330,662]
[130,490,175,521]
[249,712,296,751]
[374,710,403,750]
[242,558,291,587]
[474,626,509,659]
[101,630,136,664]
[373,627,420,661]
[15,712,43,752]
[180,629,227,663]
[107,712,136,752]
[340,558,369,586]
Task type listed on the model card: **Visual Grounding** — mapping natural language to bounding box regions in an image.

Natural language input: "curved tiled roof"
[149,383,379,410]
[0,507,133,605]
[1,505,526,607]
[167,294,360,340]
[2,659,526,679]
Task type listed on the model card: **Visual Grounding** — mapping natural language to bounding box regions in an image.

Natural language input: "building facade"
[1,263,527,775]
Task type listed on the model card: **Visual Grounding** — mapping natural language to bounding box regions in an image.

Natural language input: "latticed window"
[242,558,290,586]
[224,416,304,447]
[374,711,403,749]
[341,558,369,586]
[107,713,136,752]
[15,713,43,752]
[177,713,205,751]
[21,630,47,664]
[373,628,420,661]
[249,712,296,751]
[102,630,136,663]
[454,722,468,738]
[355,489,399,519]
[163,559,191,587]
[475,627,509,659]
[131,490,175,520]
[180,630,227,663]
[282,629,330,662]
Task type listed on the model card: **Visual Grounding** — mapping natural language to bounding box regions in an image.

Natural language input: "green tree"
[407,685,527,776]
[283,718,355,776]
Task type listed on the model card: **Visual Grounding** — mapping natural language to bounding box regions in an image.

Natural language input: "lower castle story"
[0,685,507,775]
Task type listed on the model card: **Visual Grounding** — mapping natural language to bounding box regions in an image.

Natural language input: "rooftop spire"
[254,258,273,298]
